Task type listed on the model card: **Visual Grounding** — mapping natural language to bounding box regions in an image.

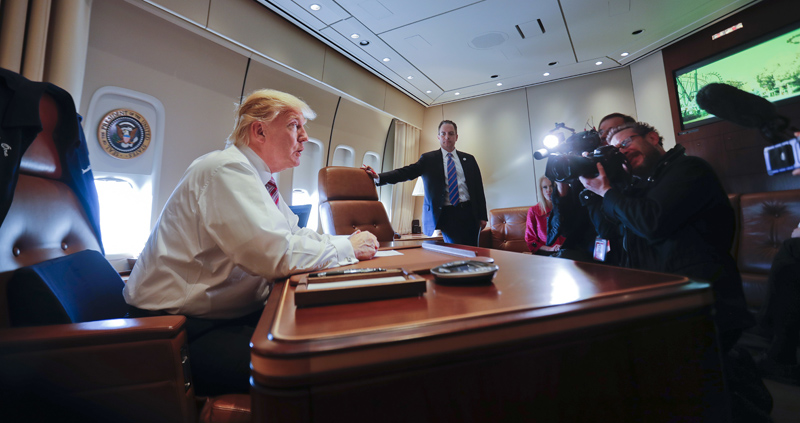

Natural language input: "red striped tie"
[266,177,280,206]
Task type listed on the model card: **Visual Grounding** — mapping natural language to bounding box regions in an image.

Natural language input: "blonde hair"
[228,89,316,147]
[537,175,553,214]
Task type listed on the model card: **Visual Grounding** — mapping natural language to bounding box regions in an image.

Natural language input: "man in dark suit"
[363,120,487,246]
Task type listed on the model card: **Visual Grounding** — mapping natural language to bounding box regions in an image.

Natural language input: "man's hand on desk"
[350,230,379,260]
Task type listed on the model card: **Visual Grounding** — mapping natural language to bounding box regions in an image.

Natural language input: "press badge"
[593,237,609,262]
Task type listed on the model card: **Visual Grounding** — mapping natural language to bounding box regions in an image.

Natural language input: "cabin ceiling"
[255,0,760,106]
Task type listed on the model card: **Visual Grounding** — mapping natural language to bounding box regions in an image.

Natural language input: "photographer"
[579,122,754,350]
[546,113,634,263]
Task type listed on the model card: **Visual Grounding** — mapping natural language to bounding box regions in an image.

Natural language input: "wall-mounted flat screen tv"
[674,23,800,130]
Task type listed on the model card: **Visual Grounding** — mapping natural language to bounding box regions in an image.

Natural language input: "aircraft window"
[94,177,151,257]
[293,139,323,230]
[362,151,380,170]
[290,189,314,229]
[331,145,355,167]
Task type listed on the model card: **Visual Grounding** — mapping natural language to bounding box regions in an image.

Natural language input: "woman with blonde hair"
[525,175,565,254]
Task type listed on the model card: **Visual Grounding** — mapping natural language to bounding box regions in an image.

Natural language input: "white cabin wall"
[330,99,394,171]
[630,51,676,150]
[410,69,638,220]
[206,0,328,82]
[526,68,637,207]
[138,0,424,129]
[443,90,536,211]
[82,0,249,219]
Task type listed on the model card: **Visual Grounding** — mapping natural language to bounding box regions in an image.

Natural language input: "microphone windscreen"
[695,83,777,129]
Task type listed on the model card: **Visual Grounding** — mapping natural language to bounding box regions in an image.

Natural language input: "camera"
[536,130,630,185]
[764,136,800,176]
[534,128,601,161]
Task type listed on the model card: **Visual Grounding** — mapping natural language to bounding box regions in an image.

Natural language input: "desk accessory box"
[294,268,426,307]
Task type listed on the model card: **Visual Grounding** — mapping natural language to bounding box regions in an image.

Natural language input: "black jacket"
[596,145,753,333]
[547,180,598,261]
[378,149,487,236]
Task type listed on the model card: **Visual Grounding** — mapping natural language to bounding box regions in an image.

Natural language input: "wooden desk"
[395,233,444,241]
[251,244,727,422]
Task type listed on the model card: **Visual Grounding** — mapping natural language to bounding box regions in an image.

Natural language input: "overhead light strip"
[712,23,743,40]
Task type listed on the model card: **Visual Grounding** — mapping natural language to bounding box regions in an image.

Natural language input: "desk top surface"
[252,244,707,361]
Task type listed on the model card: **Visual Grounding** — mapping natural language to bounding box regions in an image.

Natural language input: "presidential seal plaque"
[97,109,151,159]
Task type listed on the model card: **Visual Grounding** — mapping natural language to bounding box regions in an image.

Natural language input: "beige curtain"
[0,0,92,107]
[389,120,421,234]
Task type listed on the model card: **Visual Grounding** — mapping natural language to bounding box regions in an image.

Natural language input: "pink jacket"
[525,205,565,253]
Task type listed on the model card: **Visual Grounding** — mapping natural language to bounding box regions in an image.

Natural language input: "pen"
[309,268,386,278]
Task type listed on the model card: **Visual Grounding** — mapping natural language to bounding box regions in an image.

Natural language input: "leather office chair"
[0,74,249,423]
[318,166,398,241]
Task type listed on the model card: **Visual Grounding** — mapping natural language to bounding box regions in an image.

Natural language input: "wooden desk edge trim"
[251,289,713,384]
[271,277,693,343]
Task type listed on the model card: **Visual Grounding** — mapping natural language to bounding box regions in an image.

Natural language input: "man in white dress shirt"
[124,89,379,396]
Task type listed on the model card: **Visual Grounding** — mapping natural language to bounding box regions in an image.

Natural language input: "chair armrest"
[0,315,186,353]
[0,316,197,423]
[479,226,492,248]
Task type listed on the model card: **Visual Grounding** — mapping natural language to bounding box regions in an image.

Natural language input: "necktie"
[266,177,280,206]
[446,153,460,206]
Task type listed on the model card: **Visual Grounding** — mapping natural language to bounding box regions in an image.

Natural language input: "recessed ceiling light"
[543,72,550,76]
[426,90,432,93]
[382,57,390,62]
[407,76,413,79]
[359,40,369,46]
[621,52,629,57]
[310,4,321,11]
[350,33,360,39]
[455,92,460,95]
[496,83,502,86]
[595,61,603,65]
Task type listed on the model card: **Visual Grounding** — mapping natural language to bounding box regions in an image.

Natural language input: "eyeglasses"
[438,131,456,137]
[611,134,641,149]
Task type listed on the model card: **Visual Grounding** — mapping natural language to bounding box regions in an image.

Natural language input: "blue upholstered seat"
[8,249,127,326]
[289,203,312,228]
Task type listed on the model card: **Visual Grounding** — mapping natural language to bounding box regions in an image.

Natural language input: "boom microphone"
[695,83,790,143]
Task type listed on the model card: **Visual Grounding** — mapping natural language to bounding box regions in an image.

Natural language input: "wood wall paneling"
[680,134,729,180]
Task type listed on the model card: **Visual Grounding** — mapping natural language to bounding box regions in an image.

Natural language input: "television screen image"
[675,24,800,129]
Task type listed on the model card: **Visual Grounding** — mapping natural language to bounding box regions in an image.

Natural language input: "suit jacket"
[378,149,487,236]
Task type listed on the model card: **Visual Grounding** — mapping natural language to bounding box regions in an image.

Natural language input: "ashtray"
[430,260,499,285]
